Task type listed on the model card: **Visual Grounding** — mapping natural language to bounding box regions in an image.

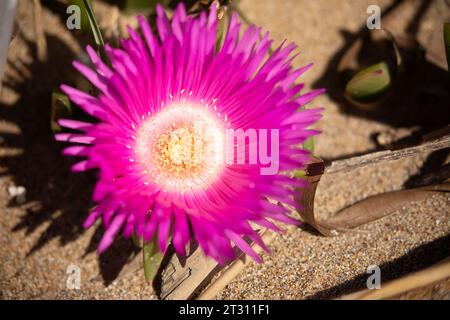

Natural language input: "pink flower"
[56,3,324,264]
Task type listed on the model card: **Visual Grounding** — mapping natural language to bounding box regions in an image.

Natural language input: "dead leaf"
[325,183,449,232]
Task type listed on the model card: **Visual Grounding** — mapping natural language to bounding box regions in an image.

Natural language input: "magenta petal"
[83,209,101,229]
[57,3,324,264]
[157,207,172,253]
[296,88,326,106]
[97,214,126,254]
[173,208,190,256]
[225,230,262,263]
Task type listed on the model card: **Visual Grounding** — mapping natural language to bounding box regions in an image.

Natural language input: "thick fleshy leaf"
[51,91,72,132]
[143,235,163,281]
[303,136,314,153]
[345,62,391,103]
[82,0,107,64]
[69,0,90,31]
[131,231,141,247]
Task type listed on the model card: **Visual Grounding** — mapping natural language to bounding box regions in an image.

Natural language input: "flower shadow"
[0,30,135,286]
[314,0,450,182]
[304,233,450,299]
[314,0,450,131]
[1,33,95,253]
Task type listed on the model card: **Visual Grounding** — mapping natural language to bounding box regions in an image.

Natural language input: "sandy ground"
[0,0,449,299]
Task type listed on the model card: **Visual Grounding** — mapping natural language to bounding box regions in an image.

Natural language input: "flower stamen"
[136,103,225,192]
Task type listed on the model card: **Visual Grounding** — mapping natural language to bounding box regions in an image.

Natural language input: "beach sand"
[0,0,449,299]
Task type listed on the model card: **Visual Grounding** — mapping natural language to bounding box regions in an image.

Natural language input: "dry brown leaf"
[325,183,449,232]
[139,131,450,299]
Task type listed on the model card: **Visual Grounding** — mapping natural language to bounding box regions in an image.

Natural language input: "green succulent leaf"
[69,0,90,31]
[131,232,141,248]
[143,235,163,282]
[124,0,154,11]
[51,91,72,132]
[293,169,306,178]
[303,136,315,153]
[82,0,108,64]
[345,61,391,103]
[444,23,450,71]
[215,7,229,52]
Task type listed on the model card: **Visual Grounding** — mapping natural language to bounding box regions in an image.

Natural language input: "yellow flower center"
[136,103,225,192]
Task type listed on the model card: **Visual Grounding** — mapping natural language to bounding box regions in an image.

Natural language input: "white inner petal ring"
[136,103,225,192]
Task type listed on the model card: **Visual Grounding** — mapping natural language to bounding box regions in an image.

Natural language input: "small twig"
[326,132,450,175]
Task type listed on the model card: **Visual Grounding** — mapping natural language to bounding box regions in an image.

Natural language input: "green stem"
[82,0,108,64]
